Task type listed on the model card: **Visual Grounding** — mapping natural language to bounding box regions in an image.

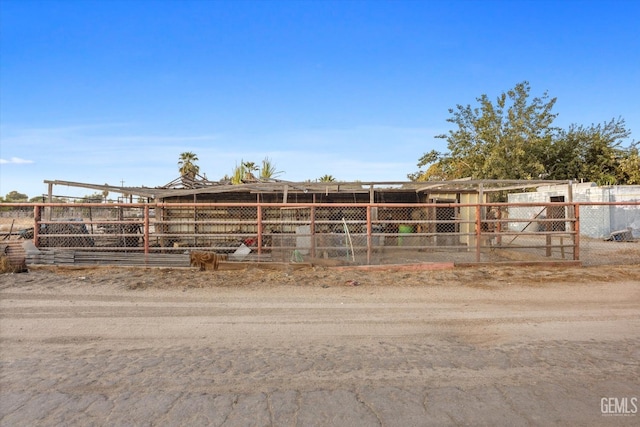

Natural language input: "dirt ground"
[1,264,639,426]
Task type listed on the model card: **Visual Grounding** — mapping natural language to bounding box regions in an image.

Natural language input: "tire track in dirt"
[1,266,639,425]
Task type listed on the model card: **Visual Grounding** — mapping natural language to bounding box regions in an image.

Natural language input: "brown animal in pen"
[189,251,228,271]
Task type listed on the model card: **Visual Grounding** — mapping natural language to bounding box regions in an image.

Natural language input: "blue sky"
[1,0,638,199]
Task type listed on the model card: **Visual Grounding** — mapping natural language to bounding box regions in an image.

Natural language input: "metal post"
[310,206,316,258]
[574,204,580,261]
[46,183,53,221]
[257,204,263,255]
[546,202,552,257]
[495,205,502,246]
[33,205,41,248]
[144,204,150,256]
[567,180,574,246]
[478,182,484,214]
[193,194,198,247]
[475,204,481,262]
[366,205,372,265]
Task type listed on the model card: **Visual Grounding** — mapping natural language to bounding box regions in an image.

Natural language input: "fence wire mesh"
[1,201,638,267]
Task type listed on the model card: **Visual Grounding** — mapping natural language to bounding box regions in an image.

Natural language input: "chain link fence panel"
[1,201,637,267]
[575,202,640,266]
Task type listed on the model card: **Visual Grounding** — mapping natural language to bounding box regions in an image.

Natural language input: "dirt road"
[1,265,639,426]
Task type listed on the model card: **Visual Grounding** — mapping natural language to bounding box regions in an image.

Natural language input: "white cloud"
[0,157,34,164]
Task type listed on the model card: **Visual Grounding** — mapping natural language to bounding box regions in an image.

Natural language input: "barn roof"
[44,177,572,201]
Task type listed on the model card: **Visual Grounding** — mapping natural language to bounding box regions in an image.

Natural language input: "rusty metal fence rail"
[1,201,638,267]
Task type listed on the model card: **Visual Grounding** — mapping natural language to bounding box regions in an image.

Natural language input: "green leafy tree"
[413,82,637,184]
[540,118,634,184]
[318,174,336,182]
[28,195,67,203]
[413,81,558,181]
[80,192,104,203]
[5,191,29,202]
[617,147,640,184]
[178,152,200,178]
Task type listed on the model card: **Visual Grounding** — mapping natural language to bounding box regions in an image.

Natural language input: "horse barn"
[20,177,597,267]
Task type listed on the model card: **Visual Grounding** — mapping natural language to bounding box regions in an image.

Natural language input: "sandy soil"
[1,264,639,426]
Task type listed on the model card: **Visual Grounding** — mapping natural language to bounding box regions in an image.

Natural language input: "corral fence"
[1,202,638,267]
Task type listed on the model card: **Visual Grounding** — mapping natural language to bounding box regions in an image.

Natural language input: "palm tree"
[242,161,259,181]
[178,152,200,178]
[318,174,336,182]
[260,157,283,180]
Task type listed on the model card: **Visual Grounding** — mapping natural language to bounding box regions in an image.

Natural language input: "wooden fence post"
[33,205,41,248]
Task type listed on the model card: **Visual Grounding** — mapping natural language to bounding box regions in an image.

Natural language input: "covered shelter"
[42,178,572,252]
